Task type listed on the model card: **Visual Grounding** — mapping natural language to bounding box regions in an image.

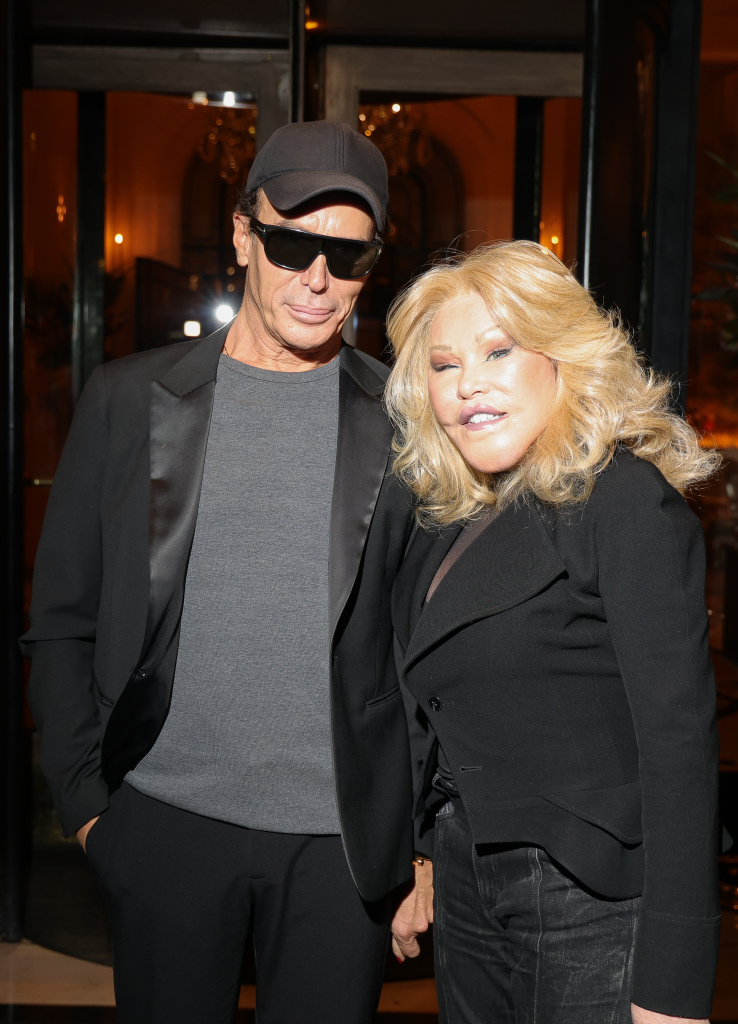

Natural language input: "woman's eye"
[486,346,513,362]
[430,362,458,372]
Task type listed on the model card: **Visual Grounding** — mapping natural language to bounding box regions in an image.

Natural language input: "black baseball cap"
[246,120,389,229]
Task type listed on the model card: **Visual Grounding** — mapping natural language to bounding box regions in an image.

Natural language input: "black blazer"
[22,328,415,903]
[393,450,720,1018]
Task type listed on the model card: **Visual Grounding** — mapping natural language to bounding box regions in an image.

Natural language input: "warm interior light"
[184,321,201,337]
[216,304,235,323]
[223,92,236,107]
[551,235,559,245]
[391,103,401,113]
[192,91,207,105]
[305,20,318,29]
[114,233,124,244]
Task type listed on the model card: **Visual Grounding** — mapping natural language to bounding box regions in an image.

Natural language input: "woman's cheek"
[429,380,454,427]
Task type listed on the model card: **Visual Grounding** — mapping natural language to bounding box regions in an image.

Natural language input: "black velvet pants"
[85,782,391,1024]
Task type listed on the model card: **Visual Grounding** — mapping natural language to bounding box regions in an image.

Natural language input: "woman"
[385,241,721,1024]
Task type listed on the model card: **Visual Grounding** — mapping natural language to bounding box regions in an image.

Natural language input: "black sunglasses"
[249,217,382,280]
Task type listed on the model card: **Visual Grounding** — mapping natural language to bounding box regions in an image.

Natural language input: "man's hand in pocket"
[76,816,100,853]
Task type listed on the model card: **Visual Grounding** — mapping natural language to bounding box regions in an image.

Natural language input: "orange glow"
[114,233,123,244]
[305,19,318,29]
[540,98,581,266]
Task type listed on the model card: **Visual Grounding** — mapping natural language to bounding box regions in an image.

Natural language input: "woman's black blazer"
[393,450,720,1018]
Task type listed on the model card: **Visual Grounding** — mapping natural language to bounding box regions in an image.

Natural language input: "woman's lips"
[460,404,507,431]
[463,413,508,432]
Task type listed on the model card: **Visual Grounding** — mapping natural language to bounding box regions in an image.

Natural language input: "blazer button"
[428,696,442,712]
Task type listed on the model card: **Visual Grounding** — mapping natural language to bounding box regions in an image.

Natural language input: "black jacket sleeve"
[21,366,111,835]
[594,463,720,1017]
[400,692,437,859]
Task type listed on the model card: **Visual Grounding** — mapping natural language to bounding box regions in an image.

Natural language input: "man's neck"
[223,306,342,373]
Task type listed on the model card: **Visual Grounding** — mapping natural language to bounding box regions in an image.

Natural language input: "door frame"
[33,45,291,146]
[323,45,583,125]
[322,44,583,342]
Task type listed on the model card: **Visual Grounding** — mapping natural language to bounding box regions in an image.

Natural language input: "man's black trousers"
[85,783,392,1024]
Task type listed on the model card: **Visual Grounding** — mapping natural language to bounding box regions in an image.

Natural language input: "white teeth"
[469,412,503,424]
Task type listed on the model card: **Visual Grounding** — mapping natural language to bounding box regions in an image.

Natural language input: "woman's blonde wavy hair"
[384,240,719,526]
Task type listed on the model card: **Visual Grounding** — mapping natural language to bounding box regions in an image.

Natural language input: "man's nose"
[301,253,329,291]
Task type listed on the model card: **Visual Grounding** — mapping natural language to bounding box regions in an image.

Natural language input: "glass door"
[22,86,259,963]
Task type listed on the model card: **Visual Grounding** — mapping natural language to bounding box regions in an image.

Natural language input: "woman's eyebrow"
[429,343,453,352]
[477,329,512,345]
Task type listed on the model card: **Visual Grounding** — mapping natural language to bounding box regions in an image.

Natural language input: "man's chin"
[278,315,345,351]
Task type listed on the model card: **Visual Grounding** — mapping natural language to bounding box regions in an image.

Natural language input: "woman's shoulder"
[581,448,698,529]
[542,450,704,579]
[593,447,673,495]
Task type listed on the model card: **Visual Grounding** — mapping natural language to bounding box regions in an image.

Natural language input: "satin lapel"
[143,381,215,653]
[102,332,224,785]
[403,500,567,670]
[142,329,226,661]
[329,346,394,639]
[392,523,462,654]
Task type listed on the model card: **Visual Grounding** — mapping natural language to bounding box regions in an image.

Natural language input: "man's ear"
[233,214,252,267]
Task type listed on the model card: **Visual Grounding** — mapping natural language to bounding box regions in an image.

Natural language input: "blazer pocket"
[366,686,402,709]
[541,780,643,845]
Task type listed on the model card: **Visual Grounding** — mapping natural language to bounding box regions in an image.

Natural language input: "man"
[22,120,430,1024]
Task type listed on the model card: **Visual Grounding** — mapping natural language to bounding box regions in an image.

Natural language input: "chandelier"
[358,103,432,177]
[197,107,257,184]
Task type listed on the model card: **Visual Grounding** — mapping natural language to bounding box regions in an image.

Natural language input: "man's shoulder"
[102,339,202,387]
[340,344,390,396]
[349,347,390,382]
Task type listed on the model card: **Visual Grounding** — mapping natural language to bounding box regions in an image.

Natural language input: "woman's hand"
[391,859,434,961]
[631,1004,709,1024]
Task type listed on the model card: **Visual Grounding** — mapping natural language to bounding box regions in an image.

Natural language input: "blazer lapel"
[102,327,226,785]
[143,327,229,663]
[329,345,395,640]
[403,499,567,671]
[392,523,462,654]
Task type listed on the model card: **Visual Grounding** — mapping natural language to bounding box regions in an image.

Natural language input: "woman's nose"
[457,362,489,399]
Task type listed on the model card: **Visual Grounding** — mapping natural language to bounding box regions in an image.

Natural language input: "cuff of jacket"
[58,774,111,837]
[413,812,436,860]
[630,909,721,1018]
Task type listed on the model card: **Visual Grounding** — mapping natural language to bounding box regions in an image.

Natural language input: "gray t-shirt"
[127,352,341,834]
